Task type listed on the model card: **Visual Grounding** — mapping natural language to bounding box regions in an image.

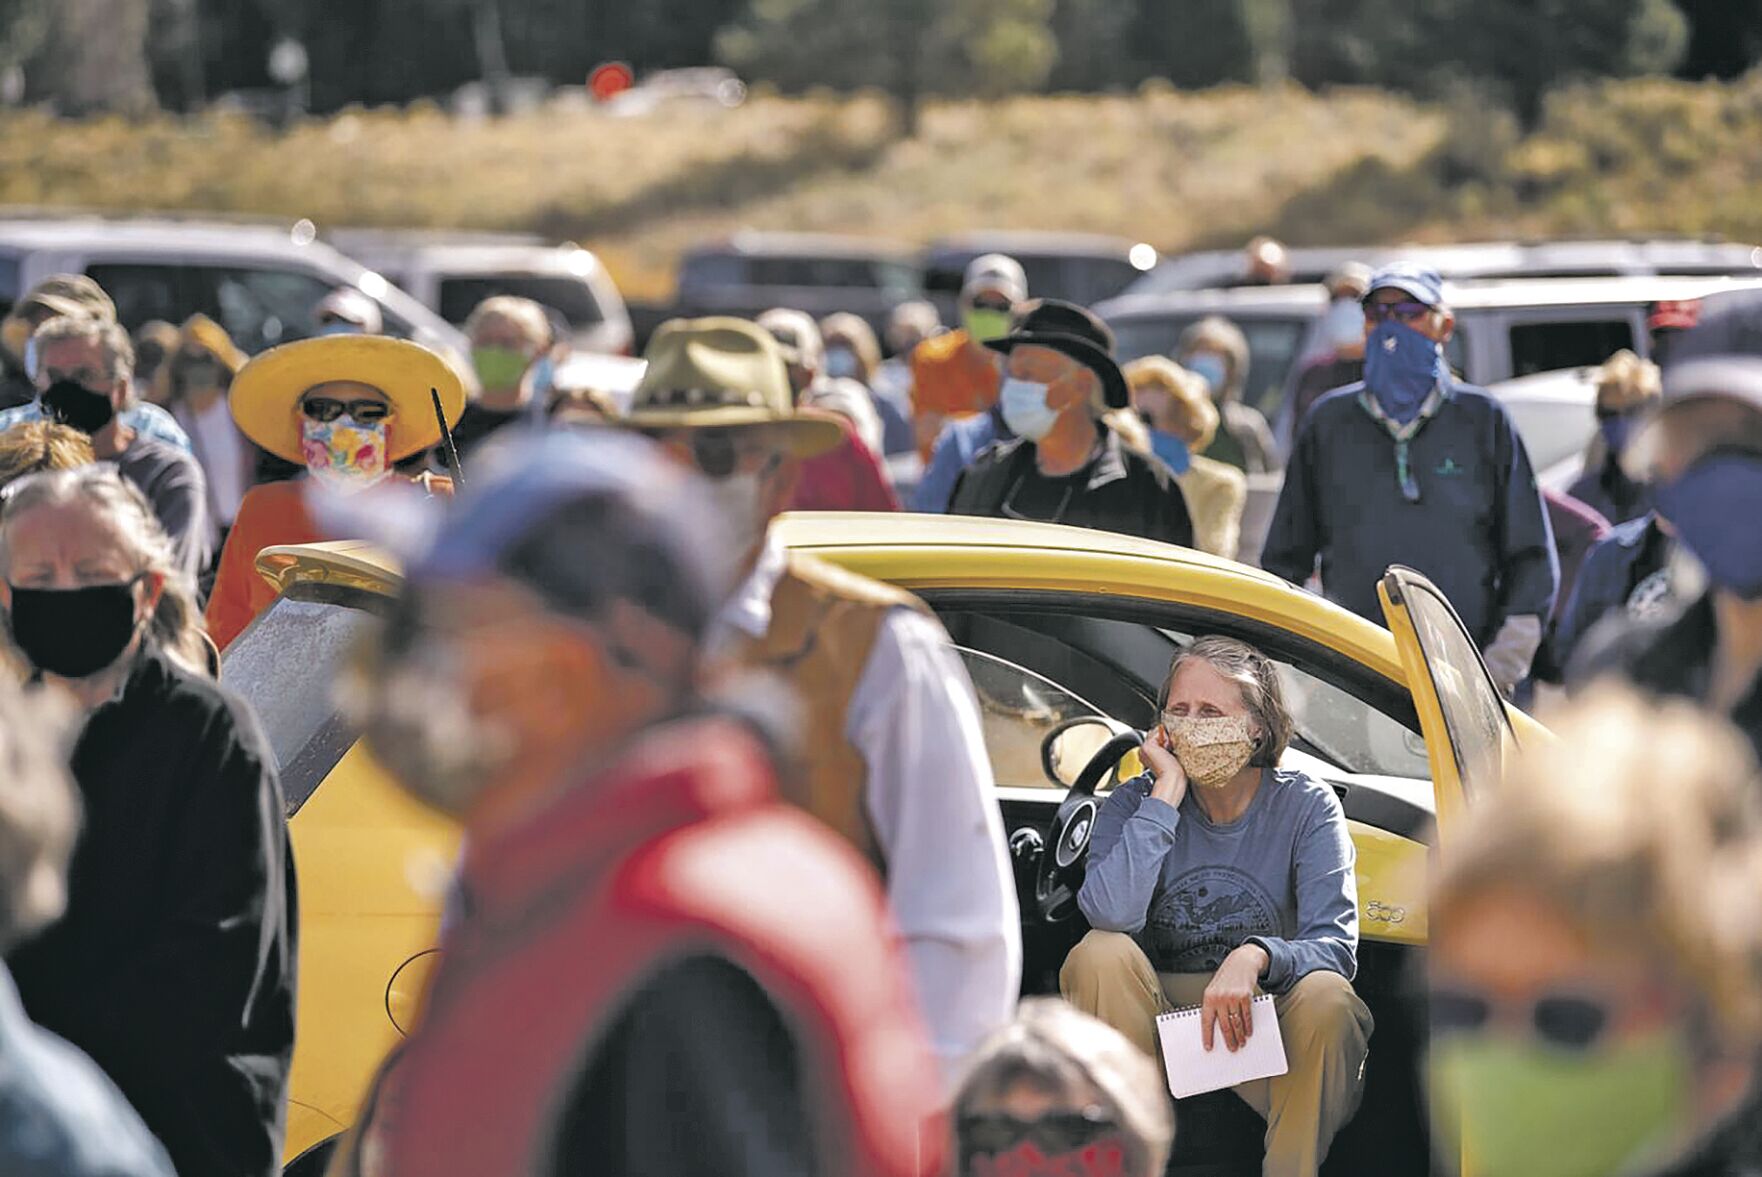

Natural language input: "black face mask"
[6,577,143,678]
[39,378,117,436]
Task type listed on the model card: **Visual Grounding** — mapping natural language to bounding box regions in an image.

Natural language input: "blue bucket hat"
[1364,263,1445,309]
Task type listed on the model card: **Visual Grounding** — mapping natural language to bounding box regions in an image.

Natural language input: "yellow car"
[222,512,1540,1176]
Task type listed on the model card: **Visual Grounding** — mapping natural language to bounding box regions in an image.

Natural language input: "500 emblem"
[1363,900,1407,925]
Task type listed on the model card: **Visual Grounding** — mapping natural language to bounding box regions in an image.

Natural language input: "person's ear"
[1434,309,1456,344]
[135,570,164,624]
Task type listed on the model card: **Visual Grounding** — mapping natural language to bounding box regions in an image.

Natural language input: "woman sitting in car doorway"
[1061,635,1371,1177]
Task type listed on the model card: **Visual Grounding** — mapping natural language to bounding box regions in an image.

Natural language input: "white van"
[327,231,634,356]
[0,215,468,360]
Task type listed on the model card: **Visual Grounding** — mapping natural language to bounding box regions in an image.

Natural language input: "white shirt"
[180,396,248,526]
[713,533,1022,1087]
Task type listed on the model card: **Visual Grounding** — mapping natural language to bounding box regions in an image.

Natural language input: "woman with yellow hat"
[205,335,464,648]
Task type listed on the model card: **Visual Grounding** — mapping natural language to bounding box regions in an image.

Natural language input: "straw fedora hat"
[229,335,466,466]
[624,316,843,457]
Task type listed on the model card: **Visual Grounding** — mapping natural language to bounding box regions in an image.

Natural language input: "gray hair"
[463,295,551,348]
[0,674,79,953]
[0,466,208,675]
[954,998,1174,1177]
[30,315,135,386]
[1159,635,1292,767]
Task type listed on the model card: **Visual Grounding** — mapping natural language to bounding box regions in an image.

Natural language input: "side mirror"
[1041,716,1131,788]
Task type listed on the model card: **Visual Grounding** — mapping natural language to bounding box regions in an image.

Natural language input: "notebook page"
[1154,994,1289,1099]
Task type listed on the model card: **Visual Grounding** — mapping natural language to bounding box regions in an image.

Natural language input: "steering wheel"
[1035,729,1143,923]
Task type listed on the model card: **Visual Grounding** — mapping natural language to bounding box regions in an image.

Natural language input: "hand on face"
[1142,723,1189,810]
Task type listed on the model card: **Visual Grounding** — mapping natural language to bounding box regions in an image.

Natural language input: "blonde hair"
[1433,687,1762,1045]
[0,674,79,952]
[1595,349,1662,414]
[30,316,135,385]
[0,466,209,675]
[0,422,93,490]
[1159,635,1292,766]
[1125,355,1220,451]
[954,998,1174,1177]
[463,295,551,349]
[1176,316,1248,401]
[819,312,882,383]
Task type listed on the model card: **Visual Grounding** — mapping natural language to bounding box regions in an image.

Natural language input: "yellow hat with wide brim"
[623,316,844,457]
[229,335,467,466]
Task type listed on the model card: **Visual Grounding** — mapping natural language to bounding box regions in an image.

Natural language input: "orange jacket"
[908,330,1000,457]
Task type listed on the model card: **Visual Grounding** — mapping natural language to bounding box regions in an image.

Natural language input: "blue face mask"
[1362,320,1445,425]
[1650,449,1762,599]
[998,377,1059,442]
[1599,413,1637,458]
[1148,428,1191,474]
[1186,353,1228,395]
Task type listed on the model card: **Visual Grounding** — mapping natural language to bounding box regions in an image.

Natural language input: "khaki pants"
[1060,930,1373,1177]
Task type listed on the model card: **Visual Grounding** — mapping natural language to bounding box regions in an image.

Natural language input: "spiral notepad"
[1155,994,1288,1099]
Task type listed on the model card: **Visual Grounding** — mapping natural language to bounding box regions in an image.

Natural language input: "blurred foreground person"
[1176,317,1278,474]
[953,999,1173,1177]
[206,335,462,647]
[337,430,944,1177]
[1063,636,1370,1177]
[30,317,211,580]
[1125,356,1247,559]
[950,301,1194,548]
[159,315,253,541]
[910,254,1026,459]
[1,467,294,1177]
[1290,263,1373,427]
[0,277,189,450]
[1428,688,1762,1177]
[1263,264,1557,696]
[1568,350,1660,526]
[0,674,174,1177]
[0,421,92,490]
[1580,357,1762,760]
[625,318,1019,1083]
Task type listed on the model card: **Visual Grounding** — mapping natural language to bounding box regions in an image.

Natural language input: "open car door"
[1376,565,1522,842]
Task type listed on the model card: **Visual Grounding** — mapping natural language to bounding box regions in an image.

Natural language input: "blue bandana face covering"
[1362,320,1445,425]
[1149,428,1191,474]
[1650,448,1762,600]
[1599,413,1637,459]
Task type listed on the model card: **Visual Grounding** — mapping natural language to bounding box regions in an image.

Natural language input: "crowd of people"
[0,234,1753,1177]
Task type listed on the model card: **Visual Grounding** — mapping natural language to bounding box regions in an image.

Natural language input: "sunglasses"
[969,296,1013,314]
[1429,985,1614,1051]
[1363,300,1432,323]
[959,1106,1119,1156]
[300,396,392,424]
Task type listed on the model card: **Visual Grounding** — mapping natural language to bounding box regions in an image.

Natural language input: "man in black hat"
[947,300,1194,547]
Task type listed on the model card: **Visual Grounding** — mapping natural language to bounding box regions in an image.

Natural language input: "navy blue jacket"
[1262,381,1558,645]
[1552,514,1672,685]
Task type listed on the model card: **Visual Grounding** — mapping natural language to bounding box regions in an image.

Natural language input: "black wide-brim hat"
[985,297,1131,410]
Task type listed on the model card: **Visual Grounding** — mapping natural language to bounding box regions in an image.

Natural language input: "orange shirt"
[205,473,453,649]
[907,330,1000,457]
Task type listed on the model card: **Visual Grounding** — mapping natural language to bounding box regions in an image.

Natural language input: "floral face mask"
[1162,714,1257,789]
[300,414,389,493]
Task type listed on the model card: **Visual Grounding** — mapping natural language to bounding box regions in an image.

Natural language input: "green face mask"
[472,346,529,392]
[963,308,1012,344]
[1428,1031,1694,1177]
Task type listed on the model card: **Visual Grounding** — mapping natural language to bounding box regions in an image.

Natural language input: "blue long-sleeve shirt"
[1078,768,1358,992]
[913,409,1010,513]
[1261,381,1558,646]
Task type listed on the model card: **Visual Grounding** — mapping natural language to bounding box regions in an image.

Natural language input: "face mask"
[39,378,117,435]
[1428,1031,1693,1177]
[1164,714,1257,788]
[472,346,530,392]
[6,577,144,679]
[999,377,1059,442]
[1362,320,1445,425]
[963,1138,1129,1177]
[1649,449,1762,599]
[824,347,860,380]
[1319,297,1366,352]
[1148,428,1191,475]
[718,469,771,560]
[1,318,29,364]
[301,415,389,493]
[1599,413,1637,459]
[1185,353,1228,395]
[963,308,1013,344]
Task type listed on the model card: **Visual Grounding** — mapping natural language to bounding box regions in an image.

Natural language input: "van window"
[0,252,19,316]
[1508,319,1634,378]
[437,274,605,328]
[207,267,338,352]
[85,264,195,331]
[680,253,746,290]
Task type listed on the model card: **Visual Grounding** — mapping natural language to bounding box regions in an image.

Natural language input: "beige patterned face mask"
[1163,714,1257,789]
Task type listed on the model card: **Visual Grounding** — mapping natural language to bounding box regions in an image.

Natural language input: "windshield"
[220,584,385,814]
[960,647,1106,790]
[438,274,604,327]
[1394,575,1513,798]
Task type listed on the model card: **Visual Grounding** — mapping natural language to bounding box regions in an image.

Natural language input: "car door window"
[1507,319,1635,377]
[85,263,197,331]
[959,647,1109,790]
[204,266,340,352]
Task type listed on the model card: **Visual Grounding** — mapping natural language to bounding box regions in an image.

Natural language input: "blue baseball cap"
[1364,263,1445,309]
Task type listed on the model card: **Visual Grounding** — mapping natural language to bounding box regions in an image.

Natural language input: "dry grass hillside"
[2,72,1760,301]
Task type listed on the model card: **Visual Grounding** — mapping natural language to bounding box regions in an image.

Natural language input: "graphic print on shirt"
[1145,866,1281,973]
